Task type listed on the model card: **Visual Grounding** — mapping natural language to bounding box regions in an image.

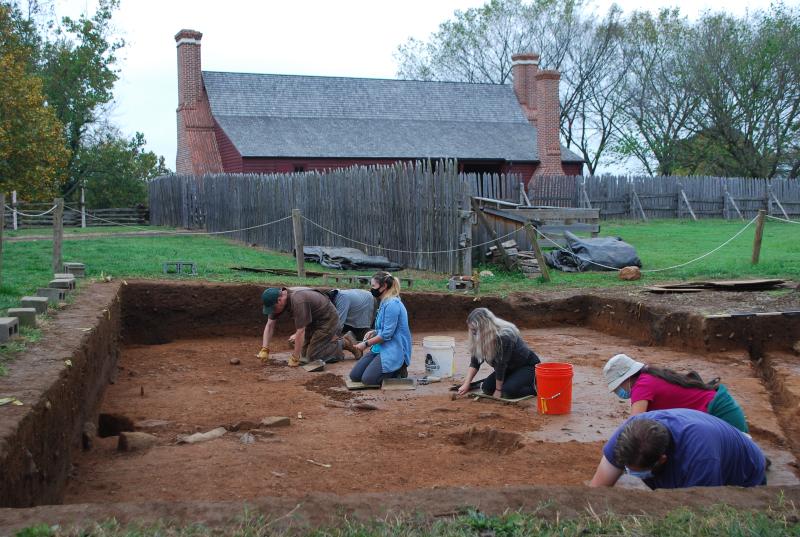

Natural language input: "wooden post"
[678,186,697,221]
[768,184,790,220]
[0,194,4,288]
[11,190,17,230]
[752,209,766,265]
[519,182,532,206]
[292,208,305,278]
[52,198,63,274]
[80,186,87,228]
[471,197,513,270]
[524,222,550,282]
[459,182,473,275]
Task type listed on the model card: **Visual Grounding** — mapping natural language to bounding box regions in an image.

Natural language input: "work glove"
[256,347,270,362]
[288,353,301,367]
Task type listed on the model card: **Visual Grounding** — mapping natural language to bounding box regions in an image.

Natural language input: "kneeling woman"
[457,308,540,398]
[603,353,749,432]
[349,272,412,385]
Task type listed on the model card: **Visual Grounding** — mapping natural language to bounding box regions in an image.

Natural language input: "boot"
[256,347,270,362]
[341,332,363,360]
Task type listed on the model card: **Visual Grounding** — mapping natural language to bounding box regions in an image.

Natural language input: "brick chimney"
[174,29,223,175]
[512,53,564,176]
[511,53,539,122]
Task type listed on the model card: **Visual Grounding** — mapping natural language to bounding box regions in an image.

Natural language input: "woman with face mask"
[603,354,749,433]
[457,308,540,399]
[349,271,412,385]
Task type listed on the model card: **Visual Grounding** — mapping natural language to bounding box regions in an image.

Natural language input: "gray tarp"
[303,246,404,272]
[545,231,642,272]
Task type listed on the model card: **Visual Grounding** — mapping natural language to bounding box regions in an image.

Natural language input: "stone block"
[37,287,66,304]
[118,431,157,452]
[49,279,75,290]
[260,416,291,428]
[0,317,19,343]
[63,262,86,277]
[7,308,36,328]
[20,296,48,314]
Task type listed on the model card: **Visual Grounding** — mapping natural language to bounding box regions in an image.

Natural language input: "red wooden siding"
[214,121,243,173]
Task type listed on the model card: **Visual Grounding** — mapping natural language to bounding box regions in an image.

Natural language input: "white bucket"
[423,336,456,378]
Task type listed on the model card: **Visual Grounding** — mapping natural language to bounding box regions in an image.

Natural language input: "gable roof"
[202,71,583,162]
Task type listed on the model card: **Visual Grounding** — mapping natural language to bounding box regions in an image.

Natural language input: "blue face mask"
[625,466,654,480]
[614,387,631,399]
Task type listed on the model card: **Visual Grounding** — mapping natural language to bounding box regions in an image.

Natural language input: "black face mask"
[370,287,382,298]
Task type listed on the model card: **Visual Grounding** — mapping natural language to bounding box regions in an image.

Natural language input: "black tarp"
[545,232,641,272]
[303,246,404,272]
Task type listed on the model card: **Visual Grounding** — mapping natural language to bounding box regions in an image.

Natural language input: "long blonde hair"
[372,271,400,301]
[467,308,520,366]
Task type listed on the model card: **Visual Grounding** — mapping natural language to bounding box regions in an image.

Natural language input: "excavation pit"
[1,280,799,530]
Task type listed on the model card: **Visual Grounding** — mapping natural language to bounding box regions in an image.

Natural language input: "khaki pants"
[302,314,343,362]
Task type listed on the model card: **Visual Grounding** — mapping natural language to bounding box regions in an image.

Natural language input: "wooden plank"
[471,198,513,270]
[524,223,550,282]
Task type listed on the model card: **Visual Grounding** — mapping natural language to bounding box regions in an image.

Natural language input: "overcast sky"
[57,0,791,170]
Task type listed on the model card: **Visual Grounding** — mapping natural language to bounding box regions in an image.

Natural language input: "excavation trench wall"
[2,280,798,509]
[0,283,122,508]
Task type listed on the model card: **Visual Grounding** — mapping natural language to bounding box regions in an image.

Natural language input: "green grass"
[5,225,175,237]
[13,503,800,536]
[1,219,797,374]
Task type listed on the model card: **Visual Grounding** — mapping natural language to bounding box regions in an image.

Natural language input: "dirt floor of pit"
[64,326,800,504]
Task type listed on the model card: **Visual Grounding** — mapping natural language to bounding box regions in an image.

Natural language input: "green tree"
[77,130,170,208]
[38,0,124,196]
[0,3,69,199]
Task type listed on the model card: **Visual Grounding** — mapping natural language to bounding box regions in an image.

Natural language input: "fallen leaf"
[0,397,22,406]
[64,360,72,367]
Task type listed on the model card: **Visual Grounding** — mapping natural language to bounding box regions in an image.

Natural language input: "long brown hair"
[642,366,720,391]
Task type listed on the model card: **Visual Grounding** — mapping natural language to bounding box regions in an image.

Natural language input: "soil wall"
[0,283,122,507]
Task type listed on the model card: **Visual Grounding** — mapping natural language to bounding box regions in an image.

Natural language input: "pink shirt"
[631,372,715,412]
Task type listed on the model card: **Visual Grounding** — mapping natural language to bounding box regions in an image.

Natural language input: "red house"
[175,29,583,181]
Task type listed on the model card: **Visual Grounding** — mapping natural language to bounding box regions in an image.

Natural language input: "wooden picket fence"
[149,161,481,273]
[530,175,800,220]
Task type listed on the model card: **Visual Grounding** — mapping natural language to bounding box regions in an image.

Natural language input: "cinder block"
[63,262,86,277]
[37,287,66,304]
[0,317,19,343]
[53,273,76,281]
[20,296,48,314]
[7,308,36,328]
[49,279,75,290]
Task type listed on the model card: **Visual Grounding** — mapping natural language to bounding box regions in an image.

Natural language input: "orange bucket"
[535,362,573,415]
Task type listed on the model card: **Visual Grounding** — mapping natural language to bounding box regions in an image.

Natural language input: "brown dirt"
[2,278,800,531]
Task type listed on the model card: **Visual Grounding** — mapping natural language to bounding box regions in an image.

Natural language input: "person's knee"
[349,368,362,382]
[362,368,383,386]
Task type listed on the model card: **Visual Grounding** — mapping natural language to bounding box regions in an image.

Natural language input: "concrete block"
[7,308,36,328]
[0,317,19,343]
[260,416,291,428]
[49,279,75,290]
[63,262,86,277]
[20,296,48,314]
[37,287,66,304]
[53,273,76,281]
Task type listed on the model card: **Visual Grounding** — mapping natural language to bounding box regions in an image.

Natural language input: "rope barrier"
[5,204,58,217]
[533,216,759,273]
[300,215,525,255]
[63,205,293,235]
[767,214,800,225]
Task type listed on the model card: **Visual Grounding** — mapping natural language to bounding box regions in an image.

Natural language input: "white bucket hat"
[603,354,645,392]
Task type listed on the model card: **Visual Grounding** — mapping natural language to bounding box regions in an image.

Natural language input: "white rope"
[534,216,758,273]
[767,214,800,225]
[5,204,58,217]
[63,204,293,235]
[301,215,525,255]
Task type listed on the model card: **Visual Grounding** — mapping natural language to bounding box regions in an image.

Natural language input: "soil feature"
[449,426,524,455]
[304,373,357,403]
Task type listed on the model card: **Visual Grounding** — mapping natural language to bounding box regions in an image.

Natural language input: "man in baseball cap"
[257,287,344,367]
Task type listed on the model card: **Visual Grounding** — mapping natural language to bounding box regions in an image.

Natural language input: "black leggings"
[481,367,536,398]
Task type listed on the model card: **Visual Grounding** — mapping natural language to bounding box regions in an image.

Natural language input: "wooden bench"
[162,261,197,276]
[322,273,414,289]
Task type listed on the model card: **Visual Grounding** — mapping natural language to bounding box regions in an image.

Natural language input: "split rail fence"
[4,204,149,228]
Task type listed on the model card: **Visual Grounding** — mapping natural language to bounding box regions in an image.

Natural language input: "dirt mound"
[304,373,356,402]
[449,426,523,455]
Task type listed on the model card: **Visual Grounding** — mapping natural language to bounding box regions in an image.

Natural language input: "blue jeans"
[349,352,403,385]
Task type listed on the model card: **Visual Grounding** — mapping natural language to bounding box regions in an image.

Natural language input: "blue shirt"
[603,409,766,489]
[372,297,411,373]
